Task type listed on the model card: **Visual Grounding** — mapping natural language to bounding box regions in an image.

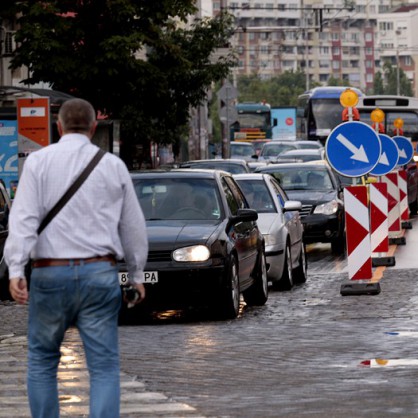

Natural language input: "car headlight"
[313,200,339,215]
[263,234,277,246]
[173,245,210,262]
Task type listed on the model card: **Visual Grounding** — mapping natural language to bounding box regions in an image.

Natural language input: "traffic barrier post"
[370,182,395,267]
[382,171,406,245]
[340,185,380,296]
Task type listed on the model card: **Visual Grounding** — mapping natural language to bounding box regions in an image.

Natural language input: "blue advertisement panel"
[271,107,296,140]
[0,120,18,197]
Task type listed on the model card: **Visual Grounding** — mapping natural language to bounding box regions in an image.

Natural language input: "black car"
[119,169,268,321]
[255,162,345,254]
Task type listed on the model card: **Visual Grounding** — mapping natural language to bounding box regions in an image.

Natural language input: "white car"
[234,173,306,290]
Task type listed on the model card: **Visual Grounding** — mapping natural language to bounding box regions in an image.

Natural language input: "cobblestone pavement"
[2,220,418,417]
[0,304,201,417]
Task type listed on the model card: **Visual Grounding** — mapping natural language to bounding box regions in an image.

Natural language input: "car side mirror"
[283,200,302,212]
[226,208,258,233]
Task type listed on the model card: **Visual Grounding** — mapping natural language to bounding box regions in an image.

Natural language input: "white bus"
[357,95,418,143]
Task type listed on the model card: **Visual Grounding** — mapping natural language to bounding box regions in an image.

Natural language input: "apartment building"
[213,0,418,95]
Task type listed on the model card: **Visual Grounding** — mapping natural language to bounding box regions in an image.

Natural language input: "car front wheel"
[217,255,240,320]
[243,250,268,306]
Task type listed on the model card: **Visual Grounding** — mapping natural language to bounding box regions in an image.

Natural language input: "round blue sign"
[393,136,414,166]
[369,134,399,176]
[325,121,381,177]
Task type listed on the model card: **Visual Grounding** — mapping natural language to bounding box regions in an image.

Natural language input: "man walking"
[5,98,148,418]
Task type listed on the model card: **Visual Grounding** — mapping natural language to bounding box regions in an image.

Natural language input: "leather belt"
[32,255,116,268]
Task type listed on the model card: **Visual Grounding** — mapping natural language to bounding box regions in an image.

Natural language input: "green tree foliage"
[327,77,350,87]
[2,1,237,149]
[372,71,385,94]
[236,70,307,106]
[372,61,413,96]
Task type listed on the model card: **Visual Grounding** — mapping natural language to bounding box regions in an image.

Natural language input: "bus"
[356,95,418,143]
[296,86,364,145]
[230,102,277,142]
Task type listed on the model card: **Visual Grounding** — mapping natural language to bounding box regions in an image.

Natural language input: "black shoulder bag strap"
[37,148,106,235]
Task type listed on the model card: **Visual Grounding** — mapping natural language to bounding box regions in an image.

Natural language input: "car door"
[221,176,259,286]
[269,177,302,264]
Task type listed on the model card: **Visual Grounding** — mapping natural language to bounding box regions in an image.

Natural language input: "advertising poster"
[17,97,51,175]
[0,120,18,197]
[271,107,297,140]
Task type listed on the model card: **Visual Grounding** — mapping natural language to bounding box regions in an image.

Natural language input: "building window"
[365,33,373,42]
[379,22,394,31]
[366,73,373,83]
[405,56,412,66]
[332,61,340,69]
[332,47,340,55]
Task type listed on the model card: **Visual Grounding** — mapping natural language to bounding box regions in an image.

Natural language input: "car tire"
[243,249,268,306]
[272,243,293,291]
[331,237,345,254]
[218,255,240,320]
[409,199,418,215]
[293,243,307,284]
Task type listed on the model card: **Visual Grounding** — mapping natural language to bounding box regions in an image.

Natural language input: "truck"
[230,102,277,142]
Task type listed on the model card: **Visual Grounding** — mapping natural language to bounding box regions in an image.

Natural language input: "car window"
[235,179,277,213]
[231,144,255,157]
[269,177,289,208]
[266,168,333,191]
[133,178,222,220]
[222,177,247,215]
[261,143,297,157]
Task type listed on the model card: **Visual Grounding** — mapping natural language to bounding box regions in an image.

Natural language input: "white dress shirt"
[4,134,148,284]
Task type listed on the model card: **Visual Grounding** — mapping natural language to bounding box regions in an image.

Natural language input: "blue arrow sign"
[393,136,414,166]
[369,134,399,176]
[325,121,381,177]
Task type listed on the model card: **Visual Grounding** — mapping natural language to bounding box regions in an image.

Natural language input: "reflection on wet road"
[306,242,347,274]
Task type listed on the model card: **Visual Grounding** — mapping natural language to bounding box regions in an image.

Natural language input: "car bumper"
[265,246,285,281]
[119,263,228,310]
[301,213,343,243]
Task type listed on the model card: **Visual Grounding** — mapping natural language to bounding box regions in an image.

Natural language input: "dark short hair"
[58,98,96,133]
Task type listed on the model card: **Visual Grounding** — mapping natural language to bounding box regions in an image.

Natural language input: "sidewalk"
[0,304,201,417]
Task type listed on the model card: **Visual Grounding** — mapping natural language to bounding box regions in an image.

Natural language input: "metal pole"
[397,49,400,96]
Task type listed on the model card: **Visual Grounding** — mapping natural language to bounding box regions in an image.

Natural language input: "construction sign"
[17,97,51,175]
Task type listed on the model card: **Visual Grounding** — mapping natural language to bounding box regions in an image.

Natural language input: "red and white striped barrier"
[370,182,388,253]
[344,186,372,280]
[382,171,402,240]
[398,169,412,229]
[369,182,395,266]
[398,169,409,221]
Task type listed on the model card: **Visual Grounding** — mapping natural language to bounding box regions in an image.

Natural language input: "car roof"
[257,161,330,170]
[130,168,229,180]
[233,173,266,180]
[231,142,254,147]
[182,158,248,164]
[280,149,323,155]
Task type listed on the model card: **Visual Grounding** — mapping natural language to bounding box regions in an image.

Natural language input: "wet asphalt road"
[117,216,418,418]
[2,218,418,417]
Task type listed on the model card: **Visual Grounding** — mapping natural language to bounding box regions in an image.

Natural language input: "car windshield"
[261,143,297,157]
[235,179,277,213]
[231,144,255,157]
[265,168,334,191]
[133,178,222,220]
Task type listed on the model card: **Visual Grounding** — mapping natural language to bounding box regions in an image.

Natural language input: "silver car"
[234,173,306,290]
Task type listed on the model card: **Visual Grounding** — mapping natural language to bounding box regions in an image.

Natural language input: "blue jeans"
[27,260,121,418]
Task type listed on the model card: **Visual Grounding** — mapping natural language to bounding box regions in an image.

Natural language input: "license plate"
[118,271,159,285]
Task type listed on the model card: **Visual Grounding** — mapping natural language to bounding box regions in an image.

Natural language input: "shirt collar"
[58,133,91,145]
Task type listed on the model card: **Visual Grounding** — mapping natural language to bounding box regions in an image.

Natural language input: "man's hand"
[132,283,145,305]
[9,278,29,304]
